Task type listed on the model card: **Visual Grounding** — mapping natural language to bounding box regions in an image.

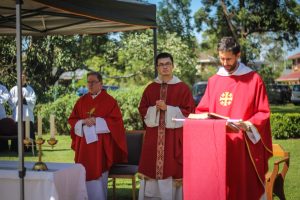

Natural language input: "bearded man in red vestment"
[138,52,195,200]
[68,72,127,200]
[196,37,273,200]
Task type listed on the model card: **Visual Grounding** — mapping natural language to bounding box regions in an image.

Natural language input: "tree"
[194,0,300,63]
[85,30,198,86]
[157,0,195,44]
[0,35,108,103]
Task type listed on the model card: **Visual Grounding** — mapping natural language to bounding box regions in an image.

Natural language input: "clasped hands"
[83,117,96,127]
[156,100,167,111]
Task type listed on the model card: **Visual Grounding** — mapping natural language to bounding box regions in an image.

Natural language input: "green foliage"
[35,94,78,135]
[0,35,108,104]
[194,0,300,63]
[199,65,218,81]
[0,36,17,88]
[43,84,74,103]
[257,66,276,84]
[36,87,145,134]
[271,113,300,139]
[86,31,197,87]
[157,0,194,43]
[108,86,145,130]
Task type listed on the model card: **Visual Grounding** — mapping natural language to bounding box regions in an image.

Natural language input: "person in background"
[10,71,36,152]
[138,52,195,200]
[76,85,88,96]
[0,83,12,151]
[195,37,272,200]
[68,72,127,200]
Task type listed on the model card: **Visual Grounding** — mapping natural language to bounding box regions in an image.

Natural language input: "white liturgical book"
[83,125,98,144]
[95,118,110,133]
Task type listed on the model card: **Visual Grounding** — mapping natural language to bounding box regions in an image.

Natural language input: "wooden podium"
[183,119,227,200]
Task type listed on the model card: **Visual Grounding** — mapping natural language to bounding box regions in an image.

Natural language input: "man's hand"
[83,117,96,127]
[226,121,250,132]
[235,121,250,132]
[156,100,167,111]
[227,122,240,132]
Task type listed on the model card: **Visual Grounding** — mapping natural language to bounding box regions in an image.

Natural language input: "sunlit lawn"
[0,135,135,199]
[0,102,299,199]
[270,103,300,113]
[1,134,299,199]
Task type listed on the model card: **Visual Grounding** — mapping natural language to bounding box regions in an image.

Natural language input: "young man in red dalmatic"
[138,52,195,200]
[68,72,127,200]
[196,37,273,200]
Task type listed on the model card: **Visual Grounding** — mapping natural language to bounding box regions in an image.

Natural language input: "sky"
[148,0,300,58]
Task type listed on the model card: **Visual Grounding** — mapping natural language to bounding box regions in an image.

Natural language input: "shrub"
[36,88,300,138]
[271,113,300,139]
[36,86,145,134]
[108,86,145,130]
[35,94,78,135]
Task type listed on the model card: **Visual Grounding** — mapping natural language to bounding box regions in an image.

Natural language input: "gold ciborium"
[33,137,48,171]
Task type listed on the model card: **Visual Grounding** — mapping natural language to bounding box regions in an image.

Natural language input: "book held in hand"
[188,112,229,120]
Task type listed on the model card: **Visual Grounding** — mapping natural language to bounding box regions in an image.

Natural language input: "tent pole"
[153,28,157,78]
[16,0,25,200]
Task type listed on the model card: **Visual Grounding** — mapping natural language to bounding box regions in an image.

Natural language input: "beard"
[223,61,238,73]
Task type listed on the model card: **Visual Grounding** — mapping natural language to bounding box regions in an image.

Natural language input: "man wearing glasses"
[138,52,195,200]
[68,72,127,200]
[195,37,272,200]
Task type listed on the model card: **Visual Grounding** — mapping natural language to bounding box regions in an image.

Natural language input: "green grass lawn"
[270,139,300,200]
[270,103,300,113]
[0,135,299,199]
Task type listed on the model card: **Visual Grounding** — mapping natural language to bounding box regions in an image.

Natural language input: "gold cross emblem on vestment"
[219,92,233,106]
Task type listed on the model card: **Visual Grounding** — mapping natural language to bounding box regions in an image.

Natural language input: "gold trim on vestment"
[245,121,272,154]
[155,83,168,179]
[244,134,265,186]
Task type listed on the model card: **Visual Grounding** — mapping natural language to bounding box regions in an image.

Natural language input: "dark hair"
[217,37,240,54]
[87,72,102,83]
[155,52,174,66]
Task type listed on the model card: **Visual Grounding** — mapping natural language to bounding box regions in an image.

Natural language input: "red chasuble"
[138,81,195,179]
[196,71,272,200]
[68,90,127,181]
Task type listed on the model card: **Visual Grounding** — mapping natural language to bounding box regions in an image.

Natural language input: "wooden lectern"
[183,119,227,200]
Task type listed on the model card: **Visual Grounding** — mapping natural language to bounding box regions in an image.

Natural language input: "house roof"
[276,71,300,82]
[0,0,157,35]
[288,52,300,60]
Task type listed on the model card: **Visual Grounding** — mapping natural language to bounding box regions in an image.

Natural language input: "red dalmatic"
[138,81,195,179]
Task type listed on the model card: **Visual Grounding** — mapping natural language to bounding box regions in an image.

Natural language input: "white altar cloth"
[0,161,87,200]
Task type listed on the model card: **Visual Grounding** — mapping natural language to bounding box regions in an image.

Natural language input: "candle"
[25,116,30,139]
[38,115,42,138]
[50,114,55,138]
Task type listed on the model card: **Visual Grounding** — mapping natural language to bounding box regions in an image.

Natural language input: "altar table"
[0,161,87,200]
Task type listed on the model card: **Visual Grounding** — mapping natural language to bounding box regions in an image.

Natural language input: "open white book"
[188,112,229,120]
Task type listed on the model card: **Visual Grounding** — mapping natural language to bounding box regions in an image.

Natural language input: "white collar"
[91,90,101,99]
[154,75,181,84]
[217,62,253,76]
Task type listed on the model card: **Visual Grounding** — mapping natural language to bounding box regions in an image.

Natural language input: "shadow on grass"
[0,150,37,157]
[42,149,71,152]
[107,178,139,200]
[270,103,300,113]
[107,187,137,200]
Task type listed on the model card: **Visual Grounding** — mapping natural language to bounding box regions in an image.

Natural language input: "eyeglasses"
[87,81,100,85]
[157,62,172,67]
